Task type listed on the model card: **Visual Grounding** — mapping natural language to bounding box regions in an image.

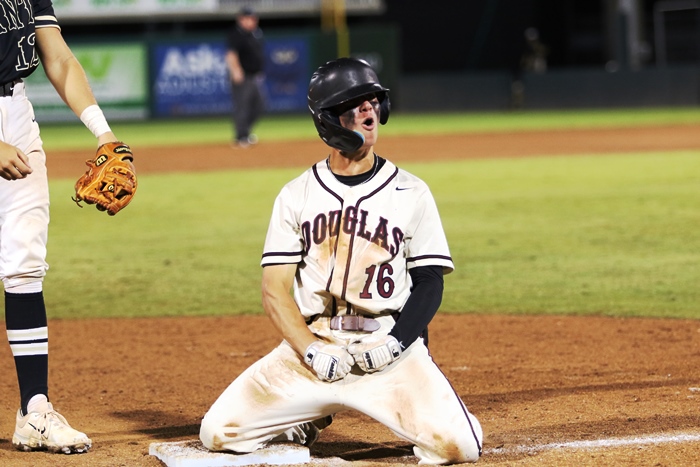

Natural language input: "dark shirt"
[0,0,58,84]
[226,24,264,75]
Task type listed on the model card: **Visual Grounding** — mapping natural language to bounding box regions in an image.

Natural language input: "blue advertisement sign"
[152,42,231,117]
[151,38,309,118]
[263,38,309,112]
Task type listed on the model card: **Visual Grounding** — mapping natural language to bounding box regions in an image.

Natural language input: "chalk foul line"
[485,432,700,456]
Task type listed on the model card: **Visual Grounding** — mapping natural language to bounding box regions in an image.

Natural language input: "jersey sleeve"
[260,185,305,266]
[34,0,60,29]
[405,184,455,274]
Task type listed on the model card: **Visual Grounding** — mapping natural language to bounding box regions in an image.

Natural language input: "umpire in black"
[226,7,265,148]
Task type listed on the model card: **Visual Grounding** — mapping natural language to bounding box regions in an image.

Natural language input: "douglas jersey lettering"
[301,206,404,256]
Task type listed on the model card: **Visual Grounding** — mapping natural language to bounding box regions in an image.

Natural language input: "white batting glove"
[304,341,354,382]
[347,335,402,373]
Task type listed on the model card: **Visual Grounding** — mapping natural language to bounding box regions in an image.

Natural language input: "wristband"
[80,105,112,138]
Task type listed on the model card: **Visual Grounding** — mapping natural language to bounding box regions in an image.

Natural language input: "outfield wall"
[397,66,700,111]
[25,26,400,123]
[24,25,698,122]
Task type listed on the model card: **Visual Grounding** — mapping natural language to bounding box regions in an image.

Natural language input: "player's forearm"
[45,57,99,118]
[261,265,317,355]
[262,292,316,355]
[36,28,99,118]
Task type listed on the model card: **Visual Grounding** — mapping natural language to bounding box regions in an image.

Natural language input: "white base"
[149,440,311,467]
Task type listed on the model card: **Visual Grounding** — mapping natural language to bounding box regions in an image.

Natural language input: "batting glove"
[348,335,402,373]
[304,341,353,382]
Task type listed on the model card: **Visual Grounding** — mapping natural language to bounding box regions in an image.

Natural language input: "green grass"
[422,151,699,318]
[8,108,699,320]
[39,107,700,150]
[34,150,699,320]
[44,167,301,318]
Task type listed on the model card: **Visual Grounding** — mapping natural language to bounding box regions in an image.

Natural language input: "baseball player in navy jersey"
[200,57,482,464]
[1,0,127,454]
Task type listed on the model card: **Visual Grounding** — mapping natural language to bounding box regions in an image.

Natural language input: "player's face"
[338,96,381,148]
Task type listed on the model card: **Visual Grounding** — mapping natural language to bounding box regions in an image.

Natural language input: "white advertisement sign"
[54,0,218,17]
[53,0,382,20]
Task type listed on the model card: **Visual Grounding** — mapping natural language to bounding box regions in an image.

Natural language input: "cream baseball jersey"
[261,157,454,319]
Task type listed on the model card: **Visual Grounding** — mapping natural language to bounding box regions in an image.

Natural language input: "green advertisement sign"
[24,43,148,122]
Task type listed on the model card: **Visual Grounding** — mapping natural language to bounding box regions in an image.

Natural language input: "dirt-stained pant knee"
[413,416,483,465]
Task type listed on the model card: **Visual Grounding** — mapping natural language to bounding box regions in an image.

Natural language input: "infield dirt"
[0,124,698,466]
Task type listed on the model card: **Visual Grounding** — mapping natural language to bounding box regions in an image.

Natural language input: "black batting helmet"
[308,57,390,153]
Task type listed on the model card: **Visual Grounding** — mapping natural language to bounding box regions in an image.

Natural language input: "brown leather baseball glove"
[72,142,137,216]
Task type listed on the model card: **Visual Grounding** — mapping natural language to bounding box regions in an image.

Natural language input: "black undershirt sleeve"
[388,265,444,349]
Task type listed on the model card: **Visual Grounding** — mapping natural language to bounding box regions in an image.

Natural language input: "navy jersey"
[0,0,60,84]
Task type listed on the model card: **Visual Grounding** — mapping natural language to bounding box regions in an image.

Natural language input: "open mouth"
[362,117,375,129]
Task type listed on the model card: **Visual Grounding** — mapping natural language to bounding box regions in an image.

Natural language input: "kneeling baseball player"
[200,57,483,464]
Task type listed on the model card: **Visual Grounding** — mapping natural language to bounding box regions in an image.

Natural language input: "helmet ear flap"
[379,96,391,125]
[318,111,365,153]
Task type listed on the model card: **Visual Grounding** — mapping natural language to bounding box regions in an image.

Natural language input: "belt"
[330,315,380,332]
[1,79,22,97]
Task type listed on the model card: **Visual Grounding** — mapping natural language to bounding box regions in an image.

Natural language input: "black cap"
[239,6,256,16]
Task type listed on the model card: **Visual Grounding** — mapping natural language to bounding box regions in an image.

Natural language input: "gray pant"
[231,75,264,142]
